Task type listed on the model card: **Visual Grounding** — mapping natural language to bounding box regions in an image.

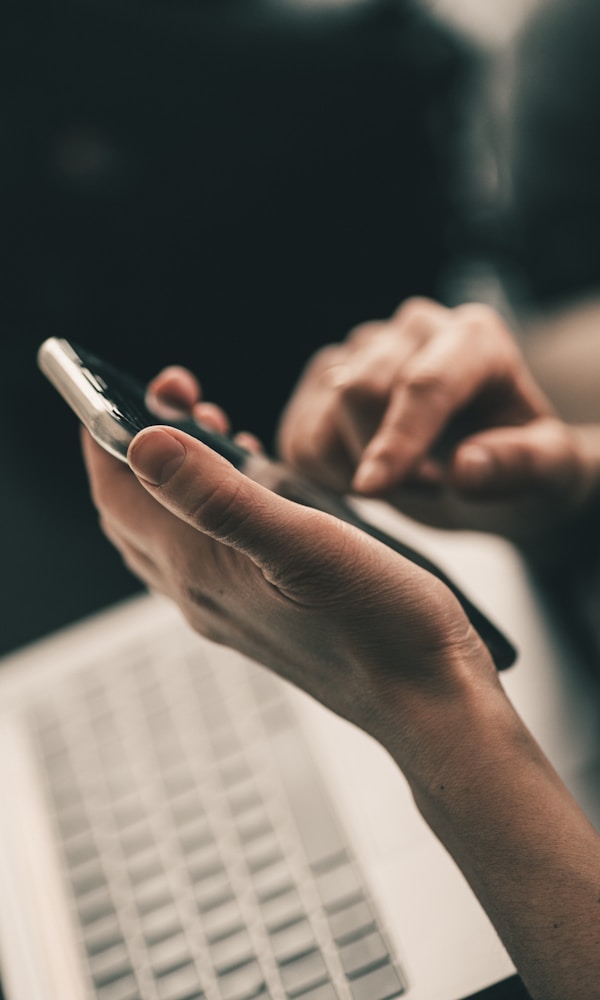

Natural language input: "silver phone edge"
[38,337,133,462]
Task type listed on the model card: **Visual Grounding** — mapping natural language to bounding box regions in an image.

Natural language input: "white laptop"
[0,502,598,1000]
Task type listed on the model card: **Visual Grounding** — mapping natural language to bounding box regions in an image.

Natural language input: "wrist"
[374,627,512,796]
[403,683,540,825]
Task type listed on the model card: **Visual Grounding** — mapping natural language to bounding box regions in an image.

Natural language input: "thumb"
[451,419,584,501]
[126,425,343,578]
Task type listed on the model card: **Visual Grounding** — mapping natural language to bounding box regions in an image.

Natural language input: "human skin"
[276,297,600,551]
[81,403,600,999]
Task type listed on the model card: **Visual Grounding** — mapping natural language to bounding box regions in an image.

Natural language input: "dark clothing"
[498,0,600,310]
[494,0,600,672]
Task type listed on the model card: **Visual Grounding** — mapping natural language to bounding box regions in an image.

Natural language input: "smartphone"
[38,336,517,671]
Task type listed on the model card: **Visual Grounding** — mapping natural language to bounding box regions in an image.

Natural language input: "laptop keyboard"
[29,628,406,1000]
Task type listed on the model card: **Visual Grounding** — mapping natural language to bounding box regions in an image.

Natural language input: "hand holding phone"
[38,336,517,670]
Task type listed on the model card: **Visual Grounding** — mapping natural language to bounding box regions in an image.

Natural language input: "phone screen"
[72,343,250,468]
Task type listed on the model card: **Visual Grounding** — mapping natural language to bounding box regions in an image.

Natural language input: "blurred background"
[2,0,599,656]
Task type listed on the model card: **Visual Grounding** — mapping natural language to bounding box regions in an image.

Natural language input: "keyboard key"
[161,993,204,1000]
[245,832,282,872]
[119,819,155,857]
[210,927,254,974]
[155,960,202,1000]
[128,849,163,886]
[217,958,266,1000]
[140,903,182,945]
[278,948,329,997]
[89,942,131,983]
[259,887,305,931]
[297,986,339,1000]
[134,873,173,913]
[248,664,285,703]
[170,789,205,825]
[178,816,213,854]
[148,931,192,975]
[187,842,223,882]
[56,801,90,839]
[203,898,244,942]
[315,863,362,911]
[105,767,139,802]
[348,961,405,1000]
[228,783,263,817]
[85,913,124,957]
[266,725,347,868]
[95,973,139,1000]
[258,698,293,735]
[63,828,98,867]
[71,857,106,897]
[77,885,116,926]
[93,961,136,992]
[327,900,375,944]
[219,755,252,788]
[270,918,317,963]
[52,763,84,799]
[210,728,241,758]
[338,930,389,978]
[113,794,146,829]
[153,733,185,769]
[194,870,233,912]
[251,859,293,901]
[235,810,272,844]
[163,763,197,798]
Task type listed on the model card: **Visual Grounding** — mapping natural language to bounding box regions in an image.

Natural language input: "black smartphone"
[38,336,518,671]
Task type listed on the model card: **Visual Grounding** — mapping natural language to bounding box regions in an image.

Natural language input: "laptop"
[0,502,598,1000]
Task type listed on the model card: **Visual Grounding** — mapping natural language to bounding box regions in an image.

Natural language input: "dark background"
[1,0,480,655]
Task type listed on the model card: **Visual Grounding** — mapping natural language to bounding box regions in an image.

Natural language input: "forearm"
[391,684,600,1000]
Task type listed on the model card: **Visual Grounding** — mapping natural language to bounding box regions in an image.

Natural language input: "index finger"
[352,307,518,494]
[146,366,201,410]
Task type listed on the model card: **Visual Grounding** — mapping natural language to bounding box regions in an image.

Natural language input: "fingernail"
[128,430,186,485]
[353,457,390,494]
[458,445,494,488]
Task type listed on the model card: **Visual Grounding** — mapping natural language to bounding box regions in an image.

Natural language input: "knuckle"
[305,347,352,389]
[285,443,339,489]
[454,303,516,353]
[334,369,366,398]
[346,320,385,347]
[282,416,330,464]
[282,437,314,472]
[454,302,499,329]
[537,419,580,474]
[392,296,437,331]
[337,371,386,406]
[405,365,452,404]
[452,304,522,380]
[310,344,347,374]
